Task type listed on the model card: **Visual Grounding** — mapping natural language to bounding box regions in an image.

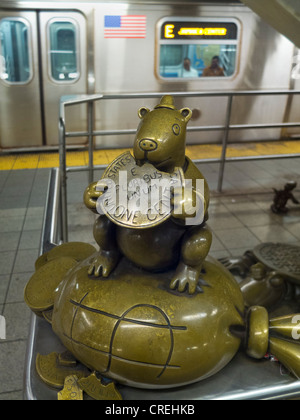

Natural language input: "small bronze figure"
[239,262,287,311]
[220,243,300,310]
[271,181,299,214]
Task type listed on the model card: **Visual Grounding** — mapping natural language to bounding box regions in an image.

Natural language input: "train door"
[0,11,43,148]
[39,11,88,146]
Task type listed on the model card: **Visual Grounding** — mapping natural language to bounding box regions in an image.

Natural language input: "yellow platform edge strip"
[0,141,299,171]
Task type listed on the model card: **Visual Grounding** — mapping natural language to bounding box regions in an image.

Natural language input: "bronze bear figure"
[84,95,212,294]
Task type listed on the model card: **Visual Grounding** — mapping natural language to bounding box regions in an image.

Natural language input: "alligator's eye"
[172,124,181,136]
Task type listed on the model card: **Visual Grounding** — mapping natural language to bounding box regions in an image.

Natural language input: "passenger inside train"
[202,56,225,77]
[182,57,199,78]
[159,44,237,78]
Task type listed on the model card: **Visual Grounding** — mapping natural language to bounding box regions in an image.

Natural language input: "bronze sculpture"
[239,262,288,310]
[24,97,300,400]
[271,181,299,214]
[84,95,212,295]
[221,243,300,311]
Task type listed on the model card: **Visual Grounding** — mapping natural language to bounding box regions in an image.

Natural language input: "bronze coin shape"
[253,243,300,284]
[97,152,184,229]
[24,257,78,313]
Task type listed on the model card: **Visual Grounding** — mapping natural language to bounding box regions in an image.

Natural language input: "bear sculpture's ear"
[138,107,150,119]
[180,108,192,123]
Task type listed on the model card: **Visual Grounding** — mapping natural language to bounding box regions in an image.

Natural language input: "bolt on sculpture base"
[24,97,300,400]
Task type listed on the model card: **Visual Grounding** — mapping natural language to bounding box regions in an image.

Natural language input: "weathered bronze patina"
[24,97,300,400]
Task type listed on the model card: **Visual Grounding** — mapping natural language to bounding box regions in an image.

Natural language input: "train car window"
[0,18,31,84]
[48,20,79,82]
[158,18,240,80]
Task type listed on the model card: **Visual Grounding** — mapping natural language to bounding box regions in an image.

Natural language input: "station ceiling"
[241,0,300,48]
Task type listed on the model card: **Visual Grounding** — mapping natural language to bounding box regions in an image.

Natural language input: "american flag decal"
[104,15,147,38]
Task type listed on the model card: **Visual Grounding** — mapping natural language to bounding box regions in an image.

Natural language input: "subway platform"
[0,156,300,399]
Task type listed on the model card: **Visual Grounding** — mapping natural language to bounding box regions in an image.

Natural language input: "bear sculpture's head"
[133,95,192,173]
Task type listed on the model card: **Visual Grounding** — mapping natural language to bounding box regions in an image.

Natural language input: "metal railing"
[59,90,300,242]
[40,168,62,253]
[23,167,61,401]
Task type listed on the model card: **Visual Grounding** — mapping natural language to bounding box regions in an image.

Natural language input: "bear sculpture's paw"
[169,262,205,295]
[88,250,120,278]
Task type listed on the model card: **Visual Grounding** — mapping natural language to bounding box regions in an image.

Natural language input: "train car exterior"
[0,0,299,150]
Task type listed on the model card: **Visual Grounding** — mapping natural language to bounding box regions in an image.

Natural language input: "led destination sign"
[161,21,238,40]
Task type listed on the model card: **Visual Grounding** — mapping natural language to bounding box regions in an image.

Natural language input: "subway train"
[0,0,299,151]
